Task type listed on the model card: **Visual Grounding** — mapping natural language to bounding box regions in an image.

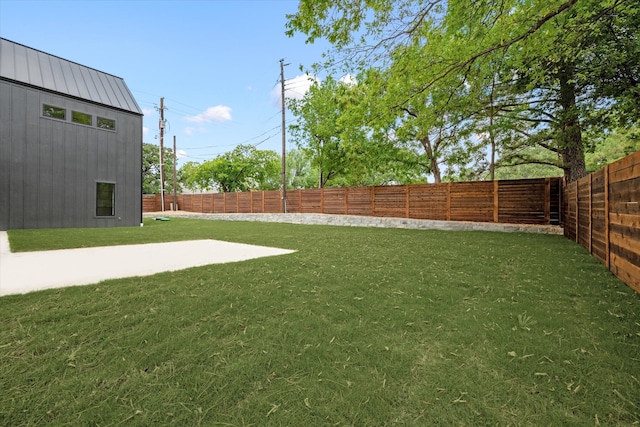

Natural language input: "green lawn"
[1,218,639,425]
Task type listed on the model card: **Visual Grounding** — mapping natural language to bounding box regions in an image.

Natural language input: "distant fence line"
[563,150,640,294]
[143,164,640,294]
[143,178,561,225]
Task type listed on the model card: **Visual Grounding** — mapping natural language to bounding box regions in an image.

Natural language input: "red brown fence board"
[142,195,158,213]
[408,183,449,220]
[145,162,638,295]
[563,150,640,294]
[147,178,561,227]
[347,187,373,217]
[324,188,347,215]
[373,185,407,218]
[450,181,494,222]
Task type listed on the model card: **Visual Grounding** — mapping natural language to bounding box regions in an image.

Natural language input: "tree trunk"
[419,136,441,183]
[558,64,587,183]
[489,74,497,181]
[317,139,324,189]
[431,157,442,183]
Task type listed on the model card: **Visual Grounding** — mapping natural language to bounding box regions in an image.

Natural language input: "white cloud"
[177,149,187,159]
[143,126,149,135]
[142,108,156,116]
[185,105,233,123]
[184,127,195,136]
[287,74,318,100]
[270,74,318,105]
[339,74,357,85]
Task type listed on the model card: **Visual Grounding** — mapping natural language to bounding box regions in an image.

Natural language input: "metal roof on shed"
[0,38,142,115]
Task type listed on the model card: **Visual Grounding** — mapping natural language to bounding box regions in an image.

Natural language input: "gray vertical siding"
[0,80,142,230]
[0,82,11,228]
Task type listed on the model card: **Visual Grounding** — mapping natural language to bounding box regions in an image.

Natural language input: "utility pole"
[158,97,166,212]
[280,59,289,213]
[173,135,178,211]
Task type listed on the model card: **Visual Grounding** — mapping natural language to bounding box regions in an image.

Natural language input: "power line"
[181,125,281,150]
[179,129,281,160]
[132,89,205,115]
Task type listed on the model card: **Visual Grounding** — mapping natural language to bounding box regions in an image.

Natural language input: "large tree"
[142,142,177,194]
[288,76,350,187]
[586,127,640,172]
[286,148,319,189]
[287,0,640,182]
[289,73,427,186]
[177,161,205,193]
[180,145,281,193]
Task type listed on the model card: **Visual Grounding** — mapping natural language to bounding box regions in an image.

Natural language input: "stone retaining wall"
[144,212,564,235]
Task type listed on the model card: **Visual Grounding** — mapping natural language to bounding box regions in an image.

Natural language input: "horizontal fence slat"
[562,150,640,294]
[610,253,640,294]
[144,179,559,226]
[608,150,640,183]
[609,212,640,228]
[609,230,640,266]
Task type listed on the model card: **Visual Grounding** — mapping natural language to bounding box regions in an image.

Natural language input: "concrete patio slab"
[0,231,294,297]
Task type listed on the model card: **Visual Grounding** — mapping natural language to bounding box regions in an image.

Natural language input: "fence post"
[544,178,551,224]
[371,186,375,216]
[345,187,349,215]
[406,185,410,218]
[493,180,499,223]
[446,183,452,221]
[262,191,265,212]
[321,187,325,214]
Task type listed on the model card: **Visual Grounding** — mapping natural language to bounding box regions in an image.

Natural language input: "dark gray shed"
[0,38,143,230]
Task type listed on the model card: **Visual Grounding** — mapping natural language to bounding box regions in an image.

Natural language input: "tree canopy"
[289,72,437,186]
[142,142,177,194]
[179,145,281,193]
[286,0,640,182]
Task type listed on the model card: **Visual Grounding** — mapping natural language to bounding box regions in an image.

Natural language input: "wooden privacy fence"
[144,177,561,225]
[563,150,640,294]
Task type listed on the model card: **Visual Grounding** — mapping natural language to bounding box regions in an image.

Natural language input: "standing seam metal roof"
[0,38,142,115]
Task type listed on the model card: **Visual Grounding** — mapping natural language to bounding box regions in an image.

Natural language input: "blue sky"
[0,0,331,164]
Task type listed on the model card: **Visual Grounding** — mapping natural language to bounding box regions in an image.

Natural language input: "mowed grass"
[1,218,639,426]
